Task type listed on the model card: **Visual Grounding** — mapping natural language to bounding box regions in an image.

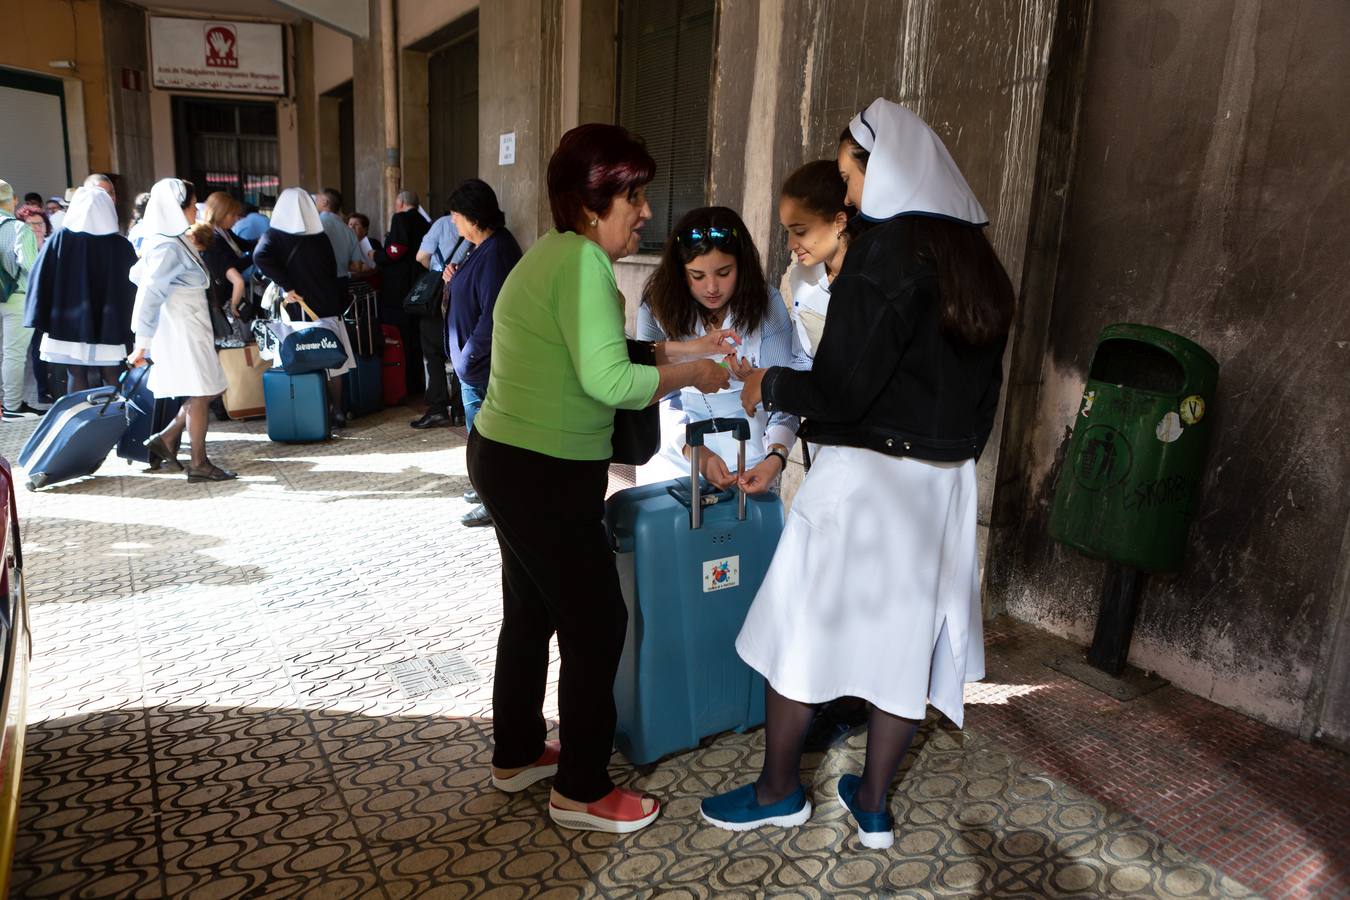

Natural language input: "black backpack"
[0,215,21,298]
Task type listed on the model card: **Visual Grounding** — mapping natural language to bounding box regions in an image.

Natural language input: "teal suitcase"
[604,418,784,765]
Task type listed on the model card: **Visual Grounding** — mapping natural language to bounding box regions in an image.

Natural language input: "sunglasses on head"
[677,225,738,248]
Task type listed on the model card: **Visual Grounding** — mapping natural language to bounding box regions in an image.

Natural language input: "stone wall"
[985,0,1350,737]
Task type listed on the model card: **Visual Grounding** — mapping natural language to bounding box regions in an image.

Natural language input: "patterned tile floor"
[0,407,1333,898]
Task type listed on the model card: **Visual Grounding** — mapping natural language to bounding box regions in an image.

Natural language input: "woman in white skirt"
[703,98,1015,849]
[128,178,234,482]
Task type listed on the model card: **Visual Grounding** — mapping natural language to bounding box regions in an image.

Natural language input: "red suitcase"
[381,324,408,407]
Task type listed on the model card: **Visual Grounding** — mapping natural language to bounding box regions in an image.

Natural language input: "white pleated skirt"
[735,444,985,728]
[40,337,126,367]
[147,286,228,399]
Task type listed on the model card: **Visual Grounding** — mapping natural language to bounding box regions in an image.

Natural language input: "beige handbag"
[218,344,270,420]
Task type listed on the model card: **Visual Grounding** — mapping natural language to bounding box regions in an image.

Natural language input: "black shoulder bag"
[610,339,661,465]
[403,237,464,316]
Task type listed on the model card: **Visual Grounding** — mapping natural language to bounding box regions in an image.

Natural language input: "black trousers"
[418,312,449,413]
[466,430,627,802]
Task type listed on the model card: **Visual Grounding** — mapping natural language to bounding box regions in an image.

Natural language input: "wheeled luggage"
[343,355,383,418]
[117,369,182,464]
[263,369,329,443]
[17,369,151,490]
[381,325,407,407]
[345,278,380,358]
[218,345,269,420]
[604,418,785,765]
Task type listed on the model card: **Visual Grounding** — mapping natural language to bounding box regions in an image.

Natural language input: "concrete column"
[478,0,570,248]
[318,96,343,193]
[401,49,430,210]
[352,2,389,236]
[577,0,617,126]
[100,0,154,221]
[293,20,319,190]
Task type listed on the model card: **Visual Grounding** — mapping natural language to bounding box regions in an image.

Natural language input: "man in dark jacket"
[375,190,432,403]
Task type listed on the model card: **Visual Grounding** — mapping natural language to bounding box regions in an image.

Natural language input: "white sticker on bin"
[703,555,741,593]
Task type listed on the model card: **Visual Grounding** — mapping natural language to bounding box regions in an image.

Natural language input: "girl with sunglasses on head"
[703,99,1014,850]
[637,206,810,494]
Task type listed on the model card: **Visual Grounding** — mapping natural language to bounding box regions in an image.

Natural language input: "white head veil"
[847,98,988,225]
[137,178,193,252]
[270,187,324,235]
[61,186,120,235]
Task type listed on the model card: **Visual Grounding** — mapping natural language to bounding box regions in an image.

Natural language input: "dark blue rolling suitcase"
[264,369,329,442]
[604,418,785,765]
[342,356,383,418]
[17,369,150,490]
[117,370,182,465]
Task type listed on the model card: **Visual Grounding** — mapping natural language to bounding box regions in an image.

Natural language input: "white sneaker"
[2,407,39,421]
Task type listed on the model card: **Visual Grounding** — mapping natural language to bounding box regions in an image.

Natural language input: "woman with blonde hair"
[199,192,250,322]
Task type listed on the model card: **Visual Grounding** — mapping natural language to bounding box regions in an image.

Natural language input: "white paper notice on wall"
[499,132,516,166]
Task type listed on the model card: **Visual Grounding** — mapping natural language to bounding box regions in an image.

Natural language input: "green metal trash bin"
[1049,324,1219,573]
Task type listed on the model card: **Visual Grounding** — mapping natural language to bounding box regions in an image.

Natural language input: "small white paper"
[499,132,516,166]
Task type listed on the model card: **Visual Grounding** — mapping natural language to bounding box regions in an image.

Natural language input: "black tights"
[755,684,921,813]
[68,365,122,394]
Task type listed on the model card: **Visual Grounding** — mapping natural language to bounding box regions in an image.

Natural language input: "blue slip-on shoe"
[838,774,895,849]
[700,783,812,832]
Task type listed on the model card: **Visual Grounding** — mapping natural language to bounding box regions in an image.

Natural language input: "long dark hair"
[643,206,770,339]
[839,128,1013,347]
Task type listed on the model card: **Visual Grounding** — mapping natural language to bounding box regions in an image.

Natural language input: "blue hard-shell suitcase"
[117,370,182,464]
[17,367,151,490]
[343,355,383,418]
[264,369,330,442]
[604,418,785,765]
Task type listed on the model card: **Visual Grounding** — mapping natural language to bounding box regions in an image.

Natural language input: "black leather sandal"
[185,463,238,483]
[144,435,184,473]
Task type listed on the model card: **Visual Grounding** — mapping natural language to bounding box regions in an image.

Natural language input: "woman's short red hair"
[547,124,656,233]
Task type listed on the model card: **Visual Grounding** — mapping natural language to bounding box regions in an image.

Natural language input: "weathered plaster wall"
[706,0,1060,535]
[313,23,353,94]
[986,0,1350,735]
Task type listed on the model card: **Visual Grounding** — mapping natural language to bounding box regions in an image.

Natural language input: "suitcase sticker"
[703,556,740,593]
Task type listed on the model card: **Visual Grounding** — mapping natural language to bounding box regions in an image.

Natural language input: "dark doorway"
[425,14,479,217]
[334,81,355,214]
[172,97,279,209]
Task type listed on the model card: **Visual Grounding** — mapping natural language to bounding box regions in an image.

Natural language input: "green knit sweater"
[473,229,659,461]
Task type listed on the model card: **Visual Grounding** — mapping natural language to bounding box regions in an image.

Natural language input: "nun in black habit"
[23,186,137,393]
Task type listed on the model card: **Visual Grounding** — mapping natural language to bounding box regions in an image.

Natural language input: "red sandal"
[548,786,661,834]
[490,741,560,792]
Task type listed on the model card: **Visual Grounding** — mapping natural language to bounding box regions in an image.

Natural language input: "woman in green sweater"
[468,124,732,834]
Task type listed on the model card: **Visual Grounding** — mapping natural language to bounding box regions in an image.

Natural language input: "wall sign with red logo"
[150,16,286,96]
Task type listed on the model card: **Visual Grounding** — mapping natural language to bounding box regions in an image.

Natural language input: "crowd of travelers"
[1,95,1015,849]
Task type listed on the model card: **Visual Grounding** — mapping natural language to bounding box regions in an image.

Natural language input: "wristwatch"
[766,444,789,469]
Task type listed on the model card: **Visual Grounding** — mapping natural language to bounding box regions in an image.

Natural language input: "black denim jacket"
[762,217,1007,463]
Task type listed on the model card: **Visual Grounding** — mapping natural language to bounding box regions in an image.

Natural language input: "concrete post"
[380,0,400,218]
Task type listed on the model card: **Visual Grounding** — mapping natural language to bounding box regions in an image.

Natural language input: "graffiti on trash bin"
[1123,474,1194,511]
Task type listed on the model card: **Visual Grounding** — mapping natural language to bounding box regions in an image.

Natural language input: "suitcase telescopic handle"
[686,418,750,529]
[111,364,153,417]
